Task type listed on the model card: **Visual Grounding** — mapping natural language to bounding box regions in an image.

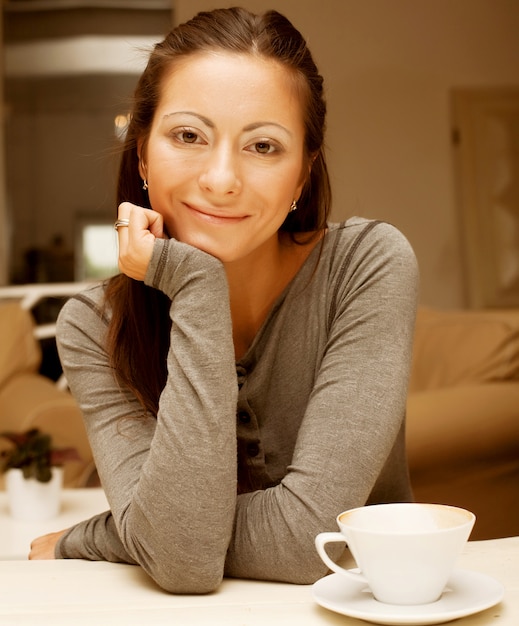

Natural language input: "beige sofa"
[406,307,519,540]
[0,301,94,488]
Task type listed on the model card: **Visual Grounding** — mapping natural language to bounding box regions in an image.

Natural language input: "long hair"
[105,7,331,415]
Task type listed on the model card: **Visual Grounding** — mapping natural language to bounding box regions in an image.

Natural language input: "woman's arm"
[224,223,419,583]
[56,238,238,593]
[53,222,418,587]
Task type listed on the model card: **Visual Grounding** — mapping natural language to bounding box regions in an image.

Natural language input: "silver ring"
[114,219,130,231]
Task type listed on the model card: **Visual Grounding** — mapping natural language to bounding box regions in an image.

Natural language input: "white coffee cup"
[315,502,475,605]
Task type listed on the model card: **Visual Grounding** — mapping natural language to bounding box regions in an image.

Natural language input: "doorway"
[452,86,519,308]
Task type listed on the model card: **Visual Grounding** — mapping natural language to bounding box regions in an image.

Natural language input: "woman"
[30,7,419,593]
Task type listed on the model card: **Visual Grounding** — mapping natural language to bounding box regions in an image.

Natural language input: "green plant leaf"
[0,428,80,483]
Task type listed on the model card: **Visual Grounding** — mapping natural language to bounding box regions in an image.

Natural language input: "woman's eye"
[252,141,277,155]
[179,130,199,143]
[172,128,202,144]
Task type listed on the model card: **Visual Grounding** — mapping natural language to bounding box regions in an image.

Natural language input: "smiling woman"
[28,7,419,595]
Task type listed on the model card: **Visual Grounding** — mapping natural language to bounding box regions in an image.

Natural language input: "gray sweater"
[55,218,419,593]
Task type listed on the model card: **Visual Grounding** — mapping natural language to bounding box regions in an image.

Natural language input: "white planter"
[5,467,63,522]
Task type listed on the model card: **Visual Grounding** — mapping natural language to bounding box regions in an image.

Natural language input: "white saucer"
[312,568,504,625]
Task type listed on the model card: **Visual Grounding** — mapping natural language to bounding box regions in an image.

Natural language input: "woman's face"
[140,51,308,264]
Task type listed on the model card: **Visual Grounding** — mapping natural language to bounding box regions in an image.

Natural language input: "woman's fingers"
[116,202,165,280]
[29,529,68,560]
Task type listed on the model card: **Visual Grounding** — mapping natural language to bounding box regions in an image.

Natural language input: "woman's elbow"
[119,511,231,593]
[146,559,225,594]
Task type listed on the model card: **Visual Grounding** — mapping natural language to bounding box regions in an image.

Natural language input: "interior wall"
[175,0,519,309]
[0,8,7,286]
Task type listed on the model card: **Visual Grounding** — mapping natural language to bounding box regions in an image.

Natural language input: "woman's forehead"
[155,51,306,129]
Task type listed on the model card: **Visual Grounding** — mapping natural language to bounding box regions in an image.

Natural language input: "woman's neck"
[224,232,321,360]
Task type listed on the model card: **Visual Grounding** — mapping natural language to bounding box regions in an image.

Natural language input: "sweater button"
[247,442,260,457]
[238,411,251,424]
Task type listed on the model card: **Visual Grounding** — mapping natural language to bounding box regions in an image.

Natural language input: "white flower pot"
[5,467,63,522]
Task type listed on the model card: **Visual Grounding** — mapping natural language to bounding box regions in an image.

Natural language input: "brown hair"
[106,7,331,414]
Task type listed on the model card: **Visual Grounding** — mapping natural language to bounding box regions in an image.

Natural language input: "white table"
[0,488,109,560]
[0,490,517,625]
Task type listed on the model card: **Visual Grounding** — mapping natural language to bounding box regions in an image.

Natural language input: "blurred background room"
[1,0,518,308]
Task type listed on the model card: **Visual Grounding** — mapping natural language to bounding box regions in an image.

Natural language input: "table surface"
[0,487,110,560]
[0,490,517,625]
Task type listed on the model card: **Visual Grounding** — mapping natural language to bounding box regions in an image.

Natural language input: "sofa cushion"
[0,373,93,487]
[409,307,519,392]
[406,382,519,540]
[406,382,519,469]
[0,302,41,390]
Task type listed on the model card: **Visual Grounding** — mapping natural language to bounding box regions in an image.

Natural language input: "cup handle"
[315,532,368,584]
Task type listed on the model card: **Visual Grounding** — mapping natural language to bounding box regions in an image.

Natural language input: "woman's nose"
[198,144,242,196]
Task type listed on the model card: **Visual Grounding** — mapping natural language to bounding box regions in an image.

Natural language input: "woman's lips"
[185,203,248,224]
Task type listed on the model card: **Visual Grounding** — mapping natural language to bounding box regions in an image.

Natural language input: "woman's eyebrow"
[162,111,214,127]
[243,121,292,137]
[162,112,291,137]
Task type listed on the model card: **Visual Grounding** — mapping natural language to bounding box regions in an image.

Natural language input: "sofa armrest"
[409,308,519,392]
[0,303,41,389]
[0,373,94,487]
[406,382,519,472]
[406,382,519,539]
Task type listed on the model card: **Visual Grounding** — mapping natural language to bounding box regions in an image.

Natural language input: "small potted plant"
[0,428,80,521]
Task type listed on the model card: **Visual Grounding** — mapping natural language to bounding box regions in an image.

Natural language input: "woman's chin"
[176,235,239,263]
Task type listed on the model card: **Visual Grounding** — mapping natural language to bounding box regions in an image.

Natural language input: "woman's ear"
[295,152,317,198]
[308,151,318,173]
[137,138,147,180]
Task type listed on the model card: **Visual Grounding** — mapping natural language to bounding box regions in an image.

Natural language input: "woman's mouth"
[185,203,248,225]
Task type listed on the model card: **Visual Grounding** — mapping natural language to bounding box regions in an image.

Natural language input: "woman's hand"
[29,529,69,560]
[116,202,166,281]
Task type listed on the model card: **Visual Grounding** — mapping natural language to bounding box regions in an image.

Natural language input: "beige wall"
[0,8,7,286]
[175,0,519,308]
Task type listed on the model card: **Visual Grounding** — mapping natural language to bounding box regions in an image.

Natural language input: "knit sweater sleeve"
[55,238,237,593]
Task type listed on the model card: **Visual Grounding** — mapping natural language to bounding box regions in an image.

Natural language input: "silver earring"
[290,200,298,212]
[142,179,148,191]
